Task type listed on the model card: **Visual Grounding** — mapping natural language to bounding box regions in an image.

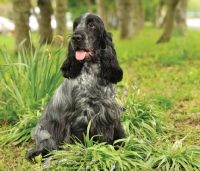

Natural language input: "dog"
[27,13,126,160]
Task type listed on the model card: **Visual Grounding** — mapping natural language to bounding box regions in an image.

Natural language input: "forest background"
[0,0,200,170]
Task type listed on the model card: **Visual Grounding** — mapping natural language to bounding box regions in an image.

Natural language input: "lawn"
[0,27,200,170]
[115,28,200,145]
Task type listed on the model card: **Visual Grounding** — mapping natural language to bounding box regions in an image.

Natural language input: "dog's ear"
[61,43,83,79]
[100,31,123,83]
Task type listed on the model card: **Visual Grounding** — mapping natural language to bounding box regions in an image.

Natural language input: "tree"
[54,0,67,46]
[37,0,53,44]
[12,0,31,53]
[133,0,145,35]
[157,0,180,43]
[155,0,165,28]
[85,0,93,13]
[116,0,134,39]
[175,0,187,36]
[95,0,108,29]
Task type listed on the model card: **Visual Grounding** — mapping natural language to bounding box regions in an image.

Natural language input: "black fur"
[61,14,123,83]
[27,13,126,160]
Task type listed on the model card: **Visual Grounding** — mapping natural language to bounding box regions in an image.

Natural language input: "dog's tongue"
[76,50,85,60]
[76,50,92,60]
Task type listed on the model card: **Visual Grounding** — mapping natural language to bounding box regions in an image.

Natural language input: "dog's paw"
[26,148,42,163]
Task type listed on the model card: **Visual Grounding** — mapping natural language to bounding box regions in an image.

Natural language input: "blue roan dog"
[27,13,126,160]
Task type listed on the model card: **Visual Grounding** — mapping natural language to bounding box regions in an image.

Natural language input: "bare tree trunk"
[160,14,167,28]
[85,0,93,13]
[157,0,180,43]
[175,0,187,36]
[116,0,134,39]
[155,0,165,28]
[54,0,67,46]
[13,0,31,53]
[133,0,145,35]
[38,0,53,44]
[95,0,108,29]
[107,10,115,29]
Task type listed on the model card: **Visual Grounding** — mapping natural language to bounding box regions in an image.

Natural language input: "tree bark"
[95,0,108,29]
[37,0,53,44]
[12,0,31,53]
[116,0,134,39]
[175,0,187,36]
[155,0,165,28]
[133,0,145,35]
[85,0,93,13]
[157,0,180,43]
[54,0,67,46]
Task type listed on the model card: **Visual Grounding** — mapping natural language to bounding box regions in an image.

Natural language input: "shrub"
[33,123,150,171]
[33,125,200,171]
[0,39,65,145]
[120,90,166,142]
[150,136,200,171]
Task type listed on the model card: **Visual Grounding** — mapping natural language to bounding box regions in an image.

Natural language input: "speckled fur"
[27,13,126,160]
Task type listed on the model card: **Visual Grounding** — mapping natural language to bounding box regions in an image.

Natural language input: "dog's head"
[61,13,123,83]
[71,13,106,60]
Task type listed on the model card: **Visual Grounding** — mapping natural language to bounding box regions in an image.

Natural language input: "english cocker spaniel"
[27,13,126,160]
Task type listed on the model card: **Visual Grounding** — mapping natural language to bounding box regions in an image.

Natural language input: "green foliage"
[68,1,96,20]
[47,142,144,171]
[0,38,65,145]
[0,144,33,170]
[121,90,166,141]
[1,27,200,170]
[149,95,174,111]
[36,124,148,171]
[157,52,185,66]
[32,128,200,171]
[188,0,200,12]
[0,112,38,146]
[151,136,200,171]
[144,0,160,22]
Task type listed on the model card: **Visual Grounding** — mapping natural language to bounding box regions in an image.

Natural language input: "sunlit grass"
[0,36,65,145]
[0,27,200,170]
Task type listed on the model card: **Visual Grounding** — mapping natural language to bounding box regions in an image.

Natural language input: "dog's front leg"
[63,125,72,144]
[27,122,58,160]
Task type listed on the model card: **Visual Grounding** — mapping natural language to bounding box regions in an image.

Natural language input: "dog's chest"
[75,63,116,99]
[79,63,99,84]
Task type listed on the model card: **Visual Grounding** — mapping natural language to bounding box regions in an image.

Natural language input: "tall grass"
[33,126,200,171]
[120,89,166,142]
[0,38,65,145]
[1,28,200,170]
[34,122,149,171]
[151,136,200,171]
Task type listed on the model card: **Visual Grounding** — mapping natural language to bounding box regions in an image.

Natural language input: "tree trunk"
[12,0,31,53]
[54,0,67,46]
[175,0,187,36]
[155,0,165,28]
[116,0,134,39]
[95,0,108,29]
[157,0,180,43]
[133,0,145,35]
[85,0,93,13]
[37,0,53,44]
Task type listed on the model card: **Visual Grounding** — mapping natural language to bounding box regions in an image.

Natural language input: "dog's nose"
[72,34,82,42]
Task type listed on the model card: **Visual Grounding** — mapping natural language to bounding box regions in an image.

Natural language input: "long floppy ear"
[100,31,123,83]
[61,43,83,79]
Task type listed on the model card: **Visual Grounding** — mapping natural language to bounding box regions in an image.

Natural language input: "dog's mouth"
[75,50,93,61]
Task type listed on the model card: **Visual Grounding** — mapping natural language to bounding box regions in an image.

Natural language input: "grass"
[0,27,200,170]
[115,27,200,145]
[0,35,66,145]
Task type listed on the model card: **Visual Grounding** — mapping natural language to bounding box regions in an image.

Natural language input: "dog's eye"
[88,22,95,29]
